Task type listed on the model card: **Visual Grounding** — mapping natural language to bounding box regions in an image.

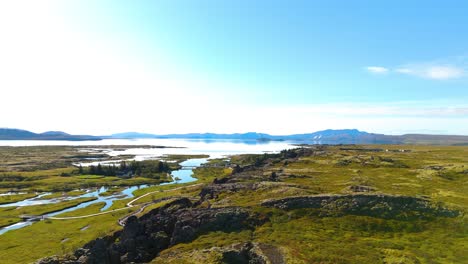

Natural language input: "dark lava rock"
[202,242,284,264]
[222,242,266,264]
[261,194,459,220]
[39,198,264,264]
[36,255,80,264]
[199,182,254,199]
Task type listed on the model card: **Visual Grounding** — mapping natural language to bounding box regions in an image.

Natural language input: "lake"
[0,138,294,159]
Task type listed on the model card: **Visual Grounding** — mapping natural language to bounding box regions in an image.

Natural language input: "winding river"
[0,139,294,235]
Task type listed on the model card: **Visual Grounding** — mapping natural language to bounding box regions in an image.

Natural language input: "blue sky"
[1,1,467,135]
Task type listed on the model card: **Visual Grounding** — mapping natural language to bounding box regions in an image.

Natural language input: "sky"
[1,0,467,135]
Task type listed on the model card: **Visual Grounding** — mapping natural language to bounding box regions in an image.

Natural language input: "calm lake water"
[0,138,294,158]
[0,138,296,235]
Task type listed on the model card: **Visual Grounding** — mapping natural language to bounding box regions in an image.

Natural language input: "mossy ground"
[0,145,467,263]
[154,145,468,263]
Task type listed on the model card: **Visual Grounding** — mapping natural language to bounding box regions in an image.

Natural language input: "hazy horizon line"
[2,127,467,137]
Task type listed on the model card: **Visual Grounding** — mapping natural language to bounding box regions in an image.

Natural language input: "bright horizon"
[1,1,467,135]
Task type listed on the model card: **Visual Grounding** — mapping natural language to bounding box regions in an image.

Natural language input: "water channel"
[0,139,294,235]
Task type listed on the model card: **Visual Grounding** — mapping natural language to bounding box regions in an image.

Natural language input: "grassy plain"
[0,197,96,228]
[0,146,173,193]
[0,202,130,264]
[0,192,37,205]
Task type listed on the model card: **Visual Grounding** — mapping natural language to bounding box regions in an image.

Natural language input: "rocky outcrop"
[348,185,375,192]
[38,198,265,264]
[220,242,284,264]
[199,182,255,199]
[262,194,459,220]
[155,242,285,264]
[199,181,305,201]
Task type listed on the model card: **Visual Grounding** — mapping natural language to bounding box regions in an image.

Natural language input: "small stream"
[0,138,294,236]
[0,158,207,235]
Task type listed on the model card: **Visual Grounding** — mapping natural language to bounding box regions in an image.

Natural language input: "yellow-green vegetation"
[193,166,233,182]
[0,192,37,205]
[0,167,164,192]
[40,190,88,199]
[135,199,177,217]
[0,144,187,262]
[150,145,468,263]
[0,202,132,264]
[254,215,466,263]
[163,154,210,163]
[0,146,107,172]
[0,197,96,228]
[0,197,179,264]
[0,148,210,195]
[1,145,467,263]
[99,186,126,197]
[0,145,173,192]
[152,230,253,264]
[129,163,232,204]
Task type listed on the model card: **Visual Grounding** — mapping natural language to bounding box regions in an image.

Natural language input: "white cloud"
[426,66,464,79]
[396,65,464,80]
[368,57,467,80]
[365,66,389,74]
[395,68,413,74]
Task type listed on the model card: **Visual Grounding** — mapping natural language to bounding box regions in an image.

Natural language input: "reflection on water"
[162,158,208,185]
[102,139,293,160]
[0,138,293,155]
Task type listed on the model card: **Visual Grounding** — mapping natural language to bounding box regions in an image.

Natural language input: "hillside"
[0,128,101,141]
[3,128,468,145]
[107,129,468,145]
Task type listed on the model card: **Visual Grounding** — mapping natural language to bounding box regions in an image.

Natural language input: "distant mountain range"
[0,128,100,141]
[105,129,468,145]
[105,129,388,143]
[1,128,468,145]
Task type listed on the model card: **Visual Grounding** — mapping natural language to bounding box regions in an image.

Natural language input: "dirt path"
[117,196,182,226]
[46,183,203,222]
[126,183,203,207]
[47,207,129,220]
